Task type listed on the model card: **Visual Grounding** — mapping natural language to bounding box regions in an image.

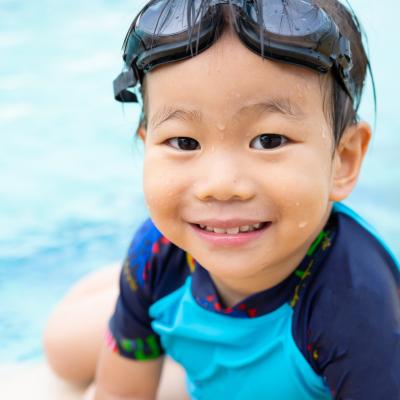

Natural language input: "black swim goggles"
[113,0,354,103]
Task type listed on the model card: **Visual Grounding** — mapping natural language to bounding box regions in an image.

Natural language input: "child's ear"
[137,125,147,142]
[329,121,372,202]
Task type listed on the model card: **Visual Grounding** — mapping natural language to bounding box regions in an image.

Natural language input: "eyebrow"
[150,97,304,129]
[240,97,304,119]
[151,107,203,130]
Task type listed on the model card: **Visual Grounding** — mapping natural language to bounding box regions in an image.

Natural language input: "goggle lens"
[246,0,325,38]
[138,0,205,36]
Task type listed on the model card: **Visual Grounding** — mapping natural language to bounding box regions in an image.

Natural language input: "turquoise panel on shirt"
[149,277,332,400]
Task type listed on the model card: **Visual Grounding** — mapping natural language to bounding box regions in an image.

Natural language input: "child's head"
[115,1,372,289]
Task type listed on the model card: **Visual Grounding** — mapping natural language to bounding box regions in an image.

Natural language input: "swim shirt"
[107,203,400,399]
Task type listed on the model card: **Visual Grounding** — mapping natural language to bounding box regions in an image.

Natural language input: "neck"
[209,248,307,308]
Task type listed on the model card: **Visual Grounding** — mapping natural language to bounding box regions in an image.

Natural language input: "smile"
[197,222,267,234]
[190,221,271,247]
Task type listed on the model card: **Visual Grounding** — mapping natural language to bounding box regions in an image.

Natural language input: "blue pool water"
[0,0,399,362]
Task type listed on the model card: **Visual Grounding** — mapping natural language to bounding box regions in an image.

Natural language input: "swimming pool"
[1,0,399,362]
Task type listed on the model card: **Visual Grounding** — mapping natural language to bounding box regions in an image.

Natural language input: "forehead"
[144,30,326,126]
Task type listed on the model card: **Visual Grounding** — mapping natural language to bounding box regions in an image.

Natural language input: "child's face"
[141,30,343,290]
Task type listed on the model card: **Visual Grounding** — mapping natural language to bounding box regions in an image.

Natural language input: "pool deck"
[0,358,189,399]
[0,362,86,400]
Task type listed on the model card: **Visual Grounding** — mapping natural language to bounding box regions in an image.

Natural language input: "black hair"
[129,0,375,146]
[314,0,376,145]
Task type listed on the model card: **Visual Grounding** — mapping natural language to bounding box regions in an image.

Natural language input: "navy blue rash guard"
[107,204,400,400]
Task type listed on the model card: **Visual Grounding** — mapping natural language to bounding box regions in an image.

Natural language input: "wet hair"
[130,0,375,147]
[314,0,376,146]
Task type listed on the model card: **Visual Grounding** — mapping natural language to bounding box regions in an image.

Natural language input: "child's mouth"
[195,222,269,234]
[190,221,271,247]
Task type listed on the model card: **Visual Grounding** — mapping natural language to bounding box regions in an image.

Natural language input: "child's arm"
[93,344,163,400]
[92,220,167,399]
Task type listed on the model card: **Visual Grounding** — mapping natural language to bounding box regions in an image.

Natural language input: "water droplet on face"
[321,128,330,141]
[298,221,308,229]
[217,123,226,131]
[211,145,215,153]
[295,201,301,207]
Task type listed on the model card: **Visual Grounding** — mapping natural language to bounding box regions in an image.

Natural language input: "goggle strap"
[333,35,355,100]
[113,68,138,102]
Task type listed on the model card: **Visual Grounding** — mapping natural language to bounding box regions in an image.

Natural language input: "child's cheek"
[142,153,187,241]
[143,165,172,211]
[265,152,333,246]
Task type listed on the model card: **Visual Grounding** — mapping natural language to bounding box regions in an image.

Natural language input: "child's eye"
[166,137,200,151]
[249,134,288,150]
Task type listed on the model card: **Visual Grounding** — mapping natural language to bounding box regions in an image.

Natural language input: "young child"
[44,1,400,399]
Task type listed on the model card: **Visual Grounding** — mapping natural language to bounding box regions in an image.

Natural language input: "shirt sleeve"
[107,219,165,361]
[307,280,400,399]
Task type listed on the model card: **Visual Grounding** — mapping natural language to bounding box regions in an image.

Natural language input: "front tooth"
[206,226,214,232]
[239,225,250,232]
[253,223,262,229]
[213,228,226,234]
[227,227,239,234]
[200,224,206,229]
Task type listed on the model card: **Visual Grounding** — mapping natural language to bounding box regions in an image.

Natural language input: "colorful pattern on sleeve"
[107,219,164,360]
[105,328,162,360]
[107,218,193,361]
[292,209,400,399]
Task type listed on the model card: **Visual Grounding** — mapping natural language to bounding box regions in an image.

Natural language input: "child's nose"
[193,155,256,202]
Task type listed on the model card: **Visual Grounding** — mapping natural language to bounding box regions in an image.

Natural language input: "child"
[44,1,400,399]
